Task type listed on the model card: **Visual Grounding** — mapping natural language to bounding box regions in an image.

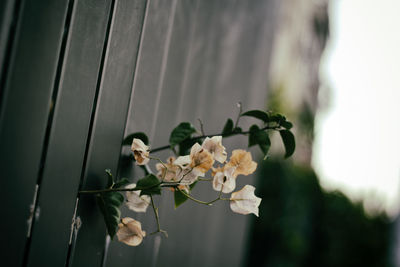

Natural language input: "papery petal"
[131,138,150,165]
[190,143,214,173]
[212,167,236,193]
[125,183,150,213]
[226,149,257,177]
[179,168,201,185]
[174,155,191,169]
[156,158,179,182]
[202,136,227,163]
[117,217,146,246]
[230,185,262,216]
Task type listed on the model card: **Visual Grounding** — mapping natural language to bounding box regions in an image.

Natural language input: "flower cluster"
[118,136,262,246]
[80,108,295,249]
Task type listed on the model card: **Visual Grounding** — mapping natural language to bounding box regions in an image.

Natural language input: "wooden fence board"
[105,0,178,265]
[25,1,112,266]
[69,0,146,266]
[112,1,276,266]
[0,0,70,266]
[0,0,17,91]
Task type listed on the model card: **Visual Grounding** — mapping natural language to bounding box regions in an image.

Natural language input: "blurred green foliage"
[245,160,392,267]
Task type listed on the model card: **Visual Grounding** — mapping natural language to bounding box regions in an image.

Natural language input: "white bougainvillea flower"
[171,155,196,185]
[117,217,146,246]
[226,149,257,177]
[131,138,150,165]
[230,185,262,216]
[212,166,236,193]
[125,183,150,213]
[173,155,191,169]
[190,143,214,173]
[175,143,214,185]
[156,157,179,182]
[202,136,227,163]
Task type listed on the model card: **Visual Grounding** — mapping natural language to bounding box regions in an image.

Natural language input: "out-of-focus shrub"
[245,160,391,267]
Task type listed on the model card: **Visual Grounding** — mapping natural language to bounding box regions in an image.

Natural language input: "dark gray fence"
[0,0,276,266]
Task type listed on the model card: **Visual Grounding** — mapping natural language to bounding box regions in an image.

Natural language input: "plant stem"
[198,177,212,181]
[149,195,168,237]
[148,156,167,181]
[234,101,242,128]
[177,187,221,206]
[149,124,281,153]
[78,182,162,194]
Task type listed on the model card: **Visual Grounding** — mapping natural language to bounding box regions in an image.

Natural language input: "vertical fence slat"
[104,0,179,265]
[69,0,147,266]
[24,1,112,266]
[0,0,18,93]
[0,1,70,266]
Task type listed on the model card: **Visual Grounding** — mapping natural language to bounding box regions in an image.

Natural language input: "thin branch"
[234,101,243,128]
[149,195,168,238]
[198,118,205,136]
[150,124,280,153]
[177,187,221,206]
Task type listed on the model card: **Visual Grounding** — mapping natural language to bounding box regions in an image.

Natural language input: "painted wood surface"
[0,0,277,266]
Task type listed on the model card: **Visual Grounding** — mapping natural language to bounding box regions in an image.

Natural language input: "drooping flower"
[125,183,150,213]
[117,217,146,246]
[202,136,227,163]
[131,138,150,165]
[230,185,262,216]
[226,149,257,177]
[212,166,236,193]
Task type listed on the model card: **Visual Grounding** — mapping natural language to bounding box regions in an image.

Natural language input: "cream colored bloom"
[172,155,197,185]
[190,143,214,172]
[174,143,214,185]
[202,136,227,163]
[230,185,262,216]
[125,183,150,213]
[212,166,236,193]
[131,138,150,165]
[117,217,146,246]
[226,149,257,177]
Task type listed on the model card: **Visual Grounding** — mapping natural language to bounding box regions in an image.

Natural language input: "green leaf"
[241,110,269,123]
[248,125,271,155]
[113,178,130,189]
[222,118,234,135]
[269,113,286,124]
[136,174,161,196]
[279,130,296,158]
[174,181,197,209]
[122,132,149,146]
[233,127,242,133]
[105,169,114,188]
[174,189,188,208]
[281,121,293,129]
[178,137,200,156]
[97,192,124,239]
[169,122,197,147]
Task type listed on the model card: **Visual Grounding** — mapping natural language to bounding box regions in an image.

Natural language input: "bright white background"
[313,0,400,217]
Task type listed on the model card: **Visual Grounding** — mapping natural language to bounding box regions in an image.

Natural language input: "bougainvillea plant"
[79,104,295,246]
